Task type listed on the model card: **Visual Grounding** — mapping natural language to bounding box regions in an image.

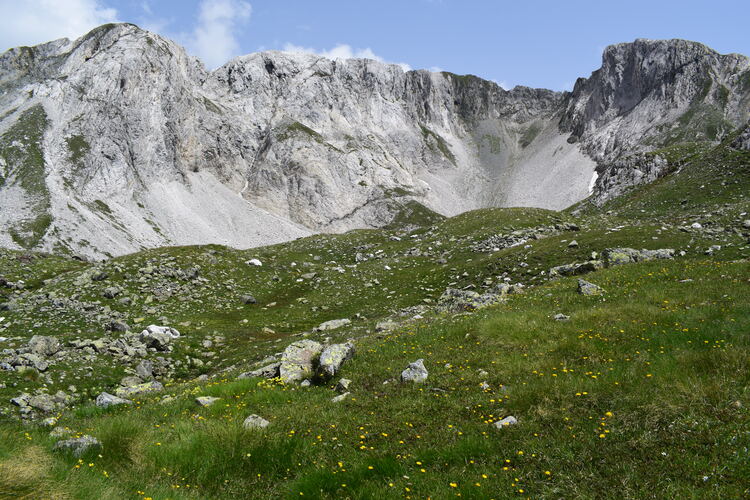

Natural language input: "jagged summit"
[0,24,748,258]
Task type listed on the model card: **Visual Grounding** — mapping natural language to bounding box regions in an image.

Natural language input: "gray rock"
[375,320,399,332]
[53,435,102,457]
[241,294,257,304]
[107,320,130,332]
[401,359,428,383]
[243,414,270,429]
[493,416,518,429]
[139,325,180,351]
[27,335,61,357]
[279,340,323,383]
[196,396,220,407]
[115,380,164,398]
[318,342,355,379]
[315,319,351,331]
[577,279,605,296]
[554,313,570,321]
[300,379,312,387]
[335,378,352,393]
[102,286,121,299]
[28,394,57,413]
[135,359,154,379]
[239,362,281,379]
[96,392,132,408]
[602,248,675,266]
[331,392,350,403]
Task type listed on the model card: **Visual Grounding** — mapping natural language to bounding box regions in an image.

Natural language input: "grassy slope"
[0,139,748,499]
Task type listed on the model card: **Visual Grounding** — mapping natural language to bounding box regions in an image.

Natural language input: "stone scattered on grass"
[243,414,269,429]
[401,359,428,383]
[577,279,605,296]
[53,435,102,457]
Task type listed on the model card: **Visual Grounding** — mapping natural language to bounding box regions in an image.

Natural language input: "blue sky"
[1,0,748,90]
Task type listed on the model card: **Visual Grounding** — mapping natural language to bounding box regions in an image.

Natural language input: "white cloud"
[282,42,411,72]
[186,0,251,69]
[0,0,118,51]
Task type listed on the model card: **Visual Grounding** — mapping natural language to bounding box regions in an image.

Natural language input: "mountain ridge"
[0,23,748,258]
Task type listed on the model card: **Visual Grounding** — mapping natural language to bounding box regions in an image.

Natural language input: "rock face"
[0,26,748,258]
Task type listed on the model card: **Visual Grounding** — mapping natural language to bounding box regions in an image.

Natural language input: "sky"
[0,0,748,90]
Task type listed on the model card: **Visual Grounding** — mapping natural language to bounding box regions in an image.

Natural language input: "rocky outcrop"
[0,27,747,258]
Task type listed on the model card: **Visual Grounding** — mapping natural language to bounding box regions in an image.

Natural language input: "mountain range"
[1,23,748,258]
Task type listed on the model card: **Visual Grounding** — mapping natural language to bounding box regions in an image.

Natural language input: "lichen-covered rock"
[315,319,351,331]
[577,279,605,296]
[602,248,675,266]
[27,336,61,357]
[549,260,603,277]
[401,359,428,383]
[318,342,355,379]
[114,380,164,398]
[279,340,323,383]
[438,288,504,312]
[95,392,132,408]
[53,435,102,457]
[243,414,269,429]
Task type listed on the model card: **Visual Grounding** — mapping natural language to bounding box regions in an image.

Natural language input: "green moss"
[66,134,89,170]
[480,134,503,154]
[519,122,542,148]
[0,105,52,248]
[92,199,112,215]
[420,125,457,165]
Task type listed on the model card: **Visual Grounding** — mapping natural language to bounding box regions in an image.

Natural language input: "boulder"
[28,394,56,413]
[95,392,132,408]
[279,340,323,383]
[246,259,263,267]
[115,380,164,398]
[401,359,428,383]
[243,414,269,429]
[53,435,102,457]
[139,325,180,351]
[602,248,674,267]
[318,342,355,379]
[241,294,257,304]
[315,318,351,331]
[27,335,61,357]
[577,279,605,296]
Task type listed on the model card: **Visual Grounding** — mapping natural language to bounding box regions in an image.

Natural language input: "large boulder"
[549,260,603,277]
[318,342,355,379]
[279,340,323,383]
[53,435,102,457]
[401,359,428,383]
[27,336,61,357]
[139,325,180,351]
[243,414,270,429]
[438,288,503,312]
[577,279,605,296]
[315,319,351,331]
[115,380,164,398]
[602,248,674,267]
[96,392,132,408]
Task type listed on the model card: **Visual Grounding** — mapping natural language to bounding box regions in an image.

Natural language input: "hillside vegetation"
[0,138,748,499]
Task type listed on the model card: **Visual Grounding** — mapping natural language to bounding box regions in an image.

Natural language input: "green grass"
[0,134,748,498]
[420,125,456,165]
